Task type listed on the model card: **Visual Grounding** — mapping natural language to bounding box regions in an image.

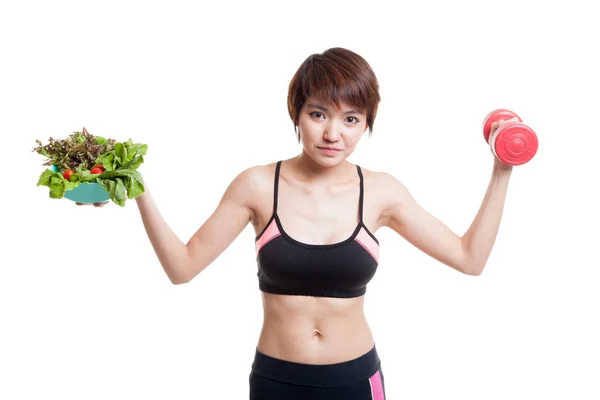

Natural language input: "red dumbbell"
[482,109,538,166]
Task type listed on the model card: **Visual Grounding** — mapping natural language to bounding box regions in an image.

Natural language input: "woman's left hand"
[489,117,519,172]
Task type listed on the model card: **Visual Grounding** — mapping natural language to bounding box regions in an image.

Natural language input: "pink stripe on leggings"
[369,370,384,399]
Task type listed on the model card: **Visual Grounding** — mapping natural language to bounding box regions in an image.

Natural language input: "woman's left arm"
[380,161,513,276]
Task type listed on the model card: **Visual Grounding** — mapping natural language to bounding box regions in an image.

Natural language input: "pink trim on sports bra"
[255,218,281,254]
[355,227,380,263]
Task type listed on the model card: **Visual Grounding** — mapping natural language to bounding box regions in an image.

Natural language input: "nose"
[324,120,342,142]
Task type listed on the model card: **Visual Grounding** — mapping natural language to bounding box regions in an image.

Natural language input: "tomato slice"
[63,169,74,181]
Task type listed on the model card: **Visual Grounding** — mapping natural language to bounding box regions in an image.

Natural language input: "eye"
[346,116,360,124]
[310,111,325,119]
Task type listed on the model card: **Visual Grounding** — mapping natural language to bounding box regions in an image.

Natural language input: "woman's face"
[297,96,368,166]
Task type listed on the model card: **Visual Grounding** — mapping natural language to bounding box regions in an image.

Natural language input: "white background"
[2,0,599,398]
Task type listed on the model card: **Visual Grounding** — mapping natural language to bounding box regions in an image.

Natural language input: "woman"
[133,47,514,399]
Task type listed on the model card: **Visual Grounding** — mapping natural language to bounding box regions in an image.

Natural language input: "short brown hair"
[287,47,381,141]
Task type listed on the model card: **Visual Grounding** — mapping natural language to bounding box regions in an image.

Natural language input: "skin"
[96,95,515,365]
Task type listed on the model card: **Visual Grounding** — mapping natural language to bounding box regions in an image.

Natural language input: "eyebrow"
[306,103,361,115]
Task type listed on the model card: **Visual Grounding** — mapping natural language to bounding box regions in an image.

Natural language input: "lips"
[318,147,341,156]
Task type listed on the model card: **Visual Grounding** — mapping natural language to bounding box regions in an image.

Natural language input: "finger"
[93,201,108,207]
[491,120,503,130]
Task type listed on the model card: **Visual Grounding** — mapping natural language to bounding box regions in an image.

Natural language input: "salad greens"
[33,128,147,207]
[33,128,115,171]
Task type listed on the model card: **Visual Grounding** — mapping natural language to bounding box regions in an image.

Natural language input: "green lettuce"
[36,168,81,198]
[95,139,147,172]
[96,169,145,207]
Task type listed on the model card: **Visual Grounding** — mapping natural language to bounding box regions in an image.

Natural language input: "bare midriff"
[256,292,375,364]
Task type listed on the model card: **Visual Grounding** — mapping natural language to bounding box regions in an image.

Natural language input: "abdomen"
[257,292,375,364]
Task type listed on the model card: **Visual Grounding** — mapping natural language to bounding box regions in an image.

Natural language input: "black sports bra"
[254,161,380,298]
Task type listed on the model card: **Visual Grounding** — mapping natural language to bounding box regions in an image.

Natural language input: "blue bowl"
[63,182,110,204]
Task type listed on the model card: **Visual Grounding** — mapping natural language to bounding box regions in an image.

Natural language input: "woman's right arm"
[136,167,257,284]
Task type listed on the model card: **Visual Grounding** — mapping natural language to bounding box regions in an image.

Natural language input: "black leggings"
[249,345,386,399]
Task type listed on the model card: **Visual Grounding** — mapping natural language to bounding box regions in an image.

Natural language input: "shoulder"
[358,166,409,195]
[226,161,278,204]
[233,161,277,186]
[357,166,413,216]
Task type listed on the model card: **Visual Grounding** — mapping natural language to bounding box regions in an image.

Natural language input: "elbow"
[171,276,189,285]
[460,245,484,276]
[167,267,192,285]
[169,265,202,285]
[463,263,484,276]
[169,247,195,285]
[460,252,484,276]
[167,248,206,285]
